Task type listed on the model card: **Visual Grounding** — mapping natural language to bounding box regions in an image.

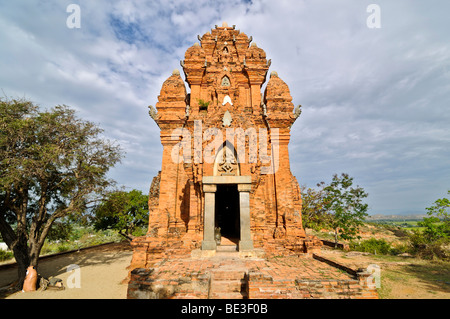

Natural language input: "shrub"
[409,230,450,260]
[198,99,210,111]
[56,243,71,253]
[350,238,392,255]
[0,250,14,262]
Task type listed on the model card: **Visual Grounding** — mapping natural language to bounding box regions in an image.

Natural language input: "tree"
[93,189,148,241]
[420,190,450,242]
[409,191,450,260]
[322,173,369,247]
[0,98,123,287]
[300,182,332,230]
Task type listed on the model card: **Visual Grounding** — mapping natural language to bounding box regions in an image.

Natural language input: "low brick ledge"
[320,240,350,251]
[0,241,118,271]
[312,253,357,277]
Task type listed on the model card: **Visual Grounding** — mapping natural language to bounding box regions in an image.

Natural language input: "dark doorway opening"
[215,184,240,241]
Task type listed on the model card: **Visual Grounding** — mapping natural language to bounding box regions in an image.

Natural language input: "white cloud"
[1,0,449,215]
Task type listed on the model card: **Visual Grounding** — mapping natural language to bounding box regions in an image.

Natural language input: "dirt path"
[0,242,132,299]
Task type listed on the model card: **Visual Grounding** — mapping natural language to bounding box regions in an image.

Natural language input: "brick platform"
[127,244,378,299]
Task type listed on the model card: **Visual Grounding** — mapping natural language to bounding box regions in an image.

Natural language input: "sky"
[0,0,449,216]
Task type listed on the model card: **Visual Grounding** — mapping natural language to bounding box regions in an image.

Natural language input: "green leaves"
[421,190,450,242]
[302,173,369,244]
[0,98,124,271]
[93,189,148,240]
[426,191,450,220]
[323,173,369,242]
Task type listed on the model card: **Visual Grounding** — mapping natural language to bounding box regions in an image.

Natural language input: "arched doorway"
[201,142,253,252]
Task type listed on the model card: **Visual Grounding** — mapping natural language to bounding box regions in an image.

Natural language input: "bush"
[56,243,71,253]
[389,242,411,255]
[409,230,450,260]
[0,250,14,262]
[40,226,123,256]
[350,238,393,255]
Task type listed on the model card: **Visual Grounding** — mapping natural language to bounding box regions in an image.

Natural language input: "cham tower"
[127,23,379,300]
[129,22,322,273]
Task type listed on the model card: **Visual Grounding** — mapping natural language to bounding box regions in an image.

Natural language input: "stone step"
[220,237,239,246]
[216,245,238,252]
[210,292,247,299]
[211,270,246,281]
[210,280,245,293]
[209,269,248,299]
[214,252,240,259]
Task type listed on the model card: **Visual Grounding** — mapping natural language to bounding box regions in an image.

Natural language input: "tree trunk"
[118,231,134,242]
[12,239,31,289]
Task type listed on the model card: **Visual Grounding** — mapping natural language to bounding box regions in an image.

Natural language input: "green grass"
[378,258,450,299]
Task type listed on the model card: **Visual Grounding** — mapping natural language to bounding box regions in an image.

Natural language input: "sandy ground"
[0,242,132,299]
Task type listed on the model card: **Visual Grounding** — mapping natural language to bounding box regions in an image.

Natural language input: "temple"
[127,23,378,300]
[130,22,321,262]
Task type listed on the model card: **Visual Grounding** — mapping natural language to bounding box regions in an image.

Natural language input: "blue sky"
[0,0,449,215]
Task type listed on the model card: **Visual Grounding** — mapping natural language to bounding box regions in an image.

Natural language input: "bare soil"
[0,242,132,299]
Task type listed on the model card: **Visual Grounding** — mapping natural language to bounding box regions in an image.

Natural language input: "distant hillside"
[367,214,427,221]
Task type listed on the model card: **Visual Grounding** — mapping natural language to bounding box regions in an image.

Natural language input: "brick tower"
[129,22,322,271]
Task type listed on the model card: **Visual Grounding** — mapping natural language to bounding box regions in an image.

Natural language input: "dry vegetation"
[309,222,450,299]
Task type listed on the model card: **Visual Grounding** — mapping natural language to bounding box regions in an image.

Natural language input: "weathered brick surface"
[132,22,321,258]
[127,247,378,299]
[127,23,378,299]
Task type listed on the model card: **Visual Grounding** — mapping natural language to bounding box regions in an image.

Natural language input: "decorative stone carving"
[222,95,233,106]
[215,144,239,176]
[221,76,230,87]
[294,105,302,119]
[218,152,237,176]
[148,105,158,121]
[222,110,232,127]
